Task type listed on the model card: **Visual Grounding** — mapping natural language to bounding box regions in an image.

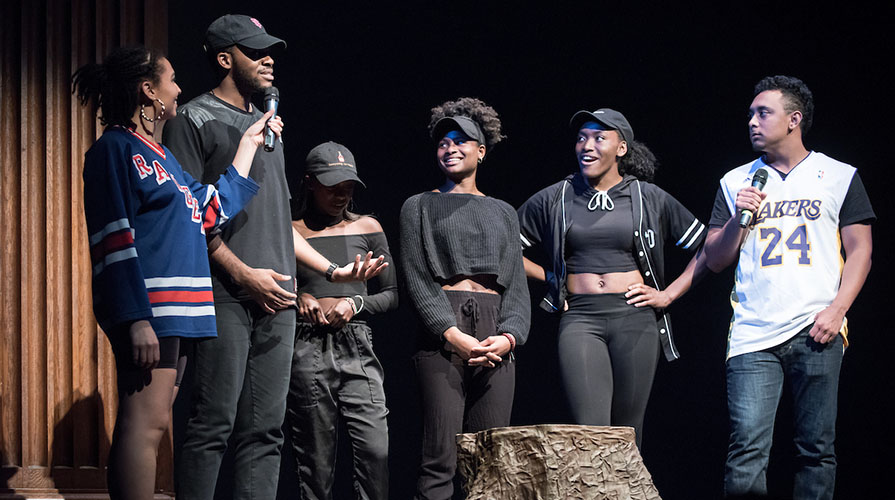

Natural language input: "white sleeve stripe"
[151,305,216,317]
[89,218,132,245]
[144,276,213,289]
[520,233,533,248]
[676,219,702,246]
[683,223,705,250]
[92,248,138,276]
[202,186,216,206]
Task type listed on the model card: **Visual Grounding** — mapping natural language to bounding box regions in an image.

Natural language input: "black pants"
[413,290,515,500]
[558,293,660,447]
[287,321,389,500]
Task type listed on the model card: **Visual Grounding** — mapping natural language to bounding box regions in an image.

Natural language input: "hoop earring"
[153,98,166,121]
[140,104,155,123]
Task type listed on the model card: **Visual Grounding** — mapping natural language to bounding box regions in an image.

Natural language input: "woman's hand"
[129,320,159,370]
[231,110,283,177]
[470,335,510,365]
[324,298,355,329]
[297,293,328,325]
[241,109,283,148]
[331,252,388,282]
[444,327,498,368]
[625,283,672,309]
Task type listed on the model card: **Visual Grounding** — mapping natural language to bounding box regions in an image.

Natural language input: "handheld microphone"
[263,86,279,152]
[739,168,769,228]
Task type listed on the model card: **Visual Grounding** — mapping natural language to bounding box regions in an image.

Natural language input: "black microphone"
[263,86,279,152]
[739,168,769,228]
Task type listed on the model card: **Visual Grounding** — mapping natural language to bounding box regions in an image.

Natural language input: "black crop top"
[295,231,398,317]
[565,183,639,274]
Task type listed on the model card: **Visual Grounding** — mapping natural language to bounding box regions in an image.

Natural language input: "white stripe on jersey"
[676,219,700,246]
[92,247,138,276]
[520,233,533,248]
[683,223,705,250]
[152,305,216,317]
[89,218,133,245]
[144,276,213,289]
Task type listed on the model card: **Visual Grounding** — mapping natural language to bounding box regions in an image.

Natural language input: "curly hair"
[428,97,506,149]
[618,140,657,182]
[72,46,165,129]
[754,75,814,137]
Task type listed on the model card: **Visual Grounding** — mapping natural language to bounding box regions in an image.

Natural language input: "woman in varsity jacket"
[399,98,530,499]
[73,46,279,499]
[517,108,709,448]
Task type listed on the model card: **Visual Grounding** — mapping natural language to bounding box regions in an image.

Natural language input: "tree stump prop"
[457,424,661,500]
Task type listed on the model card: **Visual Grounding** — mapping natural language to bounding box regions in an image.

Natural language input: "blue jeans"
[725,325,843,500]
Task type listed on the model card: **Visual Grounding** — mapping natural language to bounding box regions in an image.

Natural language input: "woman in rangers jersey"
[517,108,709,447]
[73,46,279,500]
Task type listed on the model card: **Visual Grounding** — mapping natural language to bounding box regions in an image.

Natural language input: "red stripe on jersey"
[148,290,214,304]
[90,229,134,261]
[203,194,221,230]
[125,127,166,159]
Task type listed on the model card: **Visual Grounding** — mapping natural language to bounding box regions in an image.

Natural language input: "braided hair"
[71,46,165,128]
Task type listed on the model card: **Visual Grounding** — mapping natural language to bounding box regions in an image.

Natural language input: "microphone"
[739,168,769,228]
[263,86,279,152]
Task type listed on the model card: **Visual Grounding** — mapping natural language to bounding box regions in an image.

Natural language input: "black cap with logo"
[305,142,366,188]
[204,14,287,54]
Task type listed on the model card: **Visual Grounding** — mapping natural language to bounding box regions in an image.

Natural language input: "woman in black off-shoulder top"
[286,142,398,500]
[399,98,530,500]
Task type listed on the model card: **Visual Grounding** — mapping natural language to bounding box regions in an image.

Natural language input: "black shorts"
[108,331,189,392]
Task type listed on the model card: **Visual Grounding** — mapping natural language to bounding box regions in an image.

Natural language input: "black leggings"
[558,293,660,447]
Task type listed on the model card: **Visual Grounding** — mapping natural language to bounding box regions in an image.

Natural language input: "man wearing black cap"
[163,15,296,499]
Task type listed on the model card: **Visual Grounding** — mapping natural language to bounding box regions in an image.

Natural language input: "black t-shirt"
[163,92,295,303]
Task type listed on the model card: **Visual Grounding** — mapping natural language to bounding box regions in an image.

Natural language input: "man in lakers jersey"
[704,75,874,500]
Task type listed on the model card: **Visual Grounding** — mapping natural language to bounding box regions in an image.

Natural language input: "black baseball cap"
[305,142,366,188]
[569,108,634,143]
[204,15,286,54]
[430,116,487,145]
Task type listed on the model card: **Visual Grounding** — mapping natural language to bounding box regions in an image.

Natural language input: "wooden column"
[0,1,170,497]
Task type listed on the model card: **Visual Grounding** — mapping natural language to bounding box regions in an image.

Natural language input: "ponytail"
[618,140,657,182]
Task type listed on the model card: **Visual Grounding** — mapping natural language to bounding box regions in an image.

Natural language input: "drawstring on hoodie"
[587,190,614,211]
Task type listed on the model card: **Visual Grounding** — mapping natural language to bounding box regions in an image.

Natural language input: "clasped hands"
[444,327,512,368]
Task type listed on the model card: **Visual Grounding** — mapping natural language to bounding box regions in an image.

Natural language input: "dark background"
[167,3,893,499]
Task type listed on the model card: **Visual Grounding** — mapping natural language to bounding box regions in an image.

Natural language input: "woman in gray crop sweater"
[399,98,530,500]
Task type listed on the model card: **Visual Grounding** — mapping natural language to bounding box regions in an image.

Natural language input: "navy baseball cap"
[570,108,634,143]
[204,15,286,54]
[305,142,366,188]
[430,116,486,145]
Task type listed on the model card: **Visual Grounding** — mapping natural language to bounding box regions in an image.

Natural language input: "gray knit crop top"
[398,192,530,343]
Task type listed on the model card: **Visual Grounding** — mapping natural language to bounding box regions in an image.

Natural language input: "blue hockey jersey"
[83,126,259,338]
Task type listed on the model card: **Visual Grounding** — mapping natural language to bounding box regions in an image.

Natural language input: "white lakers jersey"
[720,152,855,358]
